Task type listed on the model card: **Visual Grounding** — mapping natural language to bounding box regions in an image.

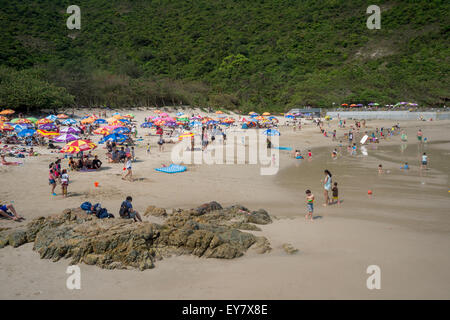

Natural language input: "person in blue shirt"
[119,196,142,222]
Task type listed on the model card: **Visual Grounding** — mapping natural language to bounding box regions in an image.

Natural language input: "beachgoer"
[332,182,340,206]
[417,129,423,142]
[92,155,102,170]
[158,136,165,152]
[1,155,20,166]
[146,143,151,155]
[49,163,57,196]
[60,169,69,197]
[119,196,142,222]
[378,164,383,174]
[323,169,332,206]
[421,152,428,170]
[122,156,133,181]
[0,202,24,221]
[305,190,314,221]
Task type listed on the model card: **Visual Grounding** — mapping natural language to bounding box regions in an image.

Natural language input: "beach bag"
[97,208,110,219]
[80,202,92,211]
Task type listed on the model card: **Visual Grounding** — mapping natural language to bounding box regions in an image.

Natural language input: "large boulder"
[0,203,273,270]
[144,206,167,218]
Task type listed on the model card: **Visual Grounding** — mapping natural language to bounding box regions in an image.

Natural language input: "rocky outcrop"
[282,243,299,255]
[0,202,272,270]
[144,205,167,218]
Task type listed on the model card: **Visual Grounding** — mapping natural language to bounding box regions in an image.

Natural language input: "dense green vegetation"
[0,0,448,112]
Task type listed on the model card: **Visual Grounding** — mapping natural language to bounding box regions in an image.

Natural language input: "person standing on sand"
[417,129,423,143]
[322,169,332,206]
[122,156,133,181]
[421,152,428,170]
[305,190,314,221]
[49,163,57,196]
[60,169,69,198]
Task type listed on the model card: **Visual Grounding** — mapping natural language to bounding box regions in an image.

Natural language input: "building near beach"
[287,108,322,117]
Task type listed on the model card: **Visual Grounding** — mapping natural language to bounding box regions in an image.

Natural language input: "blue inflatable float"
[155,164,187,174]
[273,146,292,151]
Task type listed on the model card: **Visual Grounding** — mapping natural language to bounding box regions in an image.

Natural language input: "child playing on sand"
[378,164,383,174]
[332,182,340,206]
[305,190,314,221]
[421,152,428,170]
[308,150,312,159]
[60,169,69,198]
[146,143,151,155]
[122,156,133,181]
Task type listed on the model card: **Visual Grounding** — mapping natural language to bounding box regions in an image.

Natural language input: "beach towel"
[155,164,187,174]
[273,146,292,151]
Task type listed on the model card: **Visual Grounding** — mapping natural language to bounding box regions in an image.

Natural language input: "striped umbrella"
[178,132,194,140]
[37,118,53,125]
[62,119,77,125]
[52,134,80,143]
[57,114,69,119]
[46,115,57,121]
[37,130,60,137]
[60,140,97,153]
[17,129,36,137]
[38,123,58,131]
[0,116,8,121]
[60,126,80,134]
[93,127,111,135]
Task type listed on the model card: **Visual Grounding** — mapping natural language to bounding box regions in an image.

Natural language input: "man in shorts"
[0,202,24,221]
[119,196,142,222]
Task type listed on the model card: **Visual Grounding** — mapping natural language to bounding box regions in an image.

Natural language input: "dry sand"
[1,108,449,299]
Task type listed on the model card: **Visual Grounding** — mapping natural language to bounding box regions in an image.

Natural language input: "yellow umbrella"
[178,132,194,140]
[37,118,53,125]
[60,140,97,154]
[0,109,15,115]
[93,127,111,135]
[113,114,123,120]
[37,130,60,137]
[262,112,271,116]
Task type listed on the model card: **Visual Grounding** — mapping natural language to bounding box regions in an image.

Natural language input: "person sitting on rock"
[119,196,142,222]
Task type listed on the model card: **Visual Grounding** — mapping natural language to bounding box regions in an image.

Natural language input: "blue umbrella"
[263,129,280,136]
[46,115,57,121]
[118,118,130,124]
[112,112,121,116]
[94,119,107,124]
[140,122,153,128]
[99,133,128,144]
[176,112,184,116]
[113,127,130,134]
[17,129,36,137]
[14,124,28,132]
[62,119,77,125]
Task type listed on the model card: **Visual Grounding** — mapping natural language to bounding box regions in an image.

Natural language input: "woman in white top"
[323,169,332,206]
[122,156,133,181]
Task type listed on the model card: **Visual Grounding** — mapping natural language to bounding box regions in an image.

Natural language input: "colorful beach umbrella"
[62,119,77,125]
[0,109,15,115]
[93,127,111,135]
[17,129,36,137]
[60,140,97,153]
[113,127,130,134]
[178,132,194,140]
[46,115,57,121]
[0,123,13,131]
[38,123,57,131]
[99,133,128,144]
[52,134,80,143]
[37,118,53,125]
[37,130,60,137]
[263,129,280,136]
[60,126,80,134]
[93,119,107,124]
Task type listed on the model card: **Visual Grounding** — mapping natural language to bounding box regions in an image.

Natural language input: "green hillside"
[0,0,449,112]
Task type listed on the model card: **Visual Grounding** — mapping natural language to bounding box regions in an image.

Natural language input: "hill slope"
[0,0,449,111]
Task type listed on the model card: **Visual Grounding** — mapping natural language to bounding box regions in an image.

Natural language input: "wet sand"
[1,109,449,299]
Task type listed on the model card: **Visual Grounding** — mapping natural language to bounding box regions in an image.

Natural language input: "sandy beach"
[1,108,449,299]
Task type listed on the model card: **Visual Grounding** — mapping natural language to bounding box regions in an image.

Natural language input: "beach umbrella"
[93,127,111,135]
[62,119,77,125]
[285,115,294,119]
[57,114,69,119]
[60,126,80,134]
[123,114,135,119]
[263,129,280,136]
[17,118,32,124]
[112,112,121,116]
[118,118,130,124]
[93,119,107,124]
[0,116,8,122]
[60,140,97,153]
[37,130,60,137]
[112,114,123,120]
[341,103,348,106]
[176,112,184,116]
[99,133,128,144]
[17,129,36,137]
[26,117,38,123]
[52,134,80,143]
[140,122,153,128]
[113,127,130,134]
[81,117,95,124]
[37,118,53,125]
[0,123,13,131]
[46,115,57,121]
[262,112,271,116]
[215,111,223,114]
[38,123,57,131]
[160,112,168,117]
[154,110,161,113]
[0,109,15,115]
[178,132,194,140]
[13,124,28,132]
